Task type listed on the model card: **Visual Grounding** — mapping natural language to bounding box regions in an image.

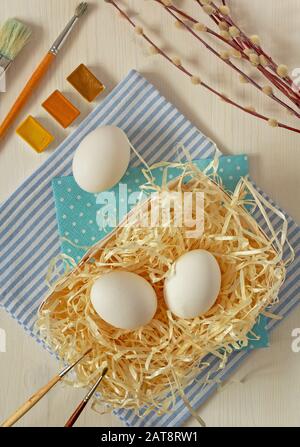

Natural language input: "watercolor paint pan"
[16,115,54,153]
[67,64,105,102]
[42,90,80,128]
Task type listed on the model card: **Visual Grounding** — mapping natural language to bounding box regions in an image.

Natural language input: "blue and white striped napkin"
[0,70,299,427]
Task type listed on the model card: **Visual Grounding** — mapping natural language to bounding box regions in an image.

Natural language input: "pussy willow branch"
[196,0,298,100]
[106,0,300,135]
[197,1,277,70]
[163,1,300,108]
[169,6,241,51]
[155,0,300,119]
[196,0,300,103]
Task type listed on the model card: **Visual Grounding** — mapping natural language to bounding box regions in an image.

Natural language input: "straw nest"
[36,161,289,418]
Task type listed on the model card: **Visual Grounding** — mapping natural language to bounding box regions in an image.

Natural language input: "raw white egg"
[72,125,130,193]
[90,271,157,330]
[164,249,221,319]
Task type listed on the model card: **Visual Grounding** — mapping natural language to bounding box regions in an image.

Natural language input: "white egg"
[72,126,130,193]
[90,271,157,330]
[164,249,221,319]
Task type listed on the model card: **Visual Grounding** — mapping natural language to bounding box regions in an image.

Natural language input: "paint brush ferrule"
[49,16,79,56]
[0,56,11,72]
[0,57,9,92]
[49,3,88,56]
[83,367,108,403]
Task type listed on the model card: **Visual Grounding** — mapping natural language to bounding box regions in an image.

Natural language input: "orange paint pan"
[42,90,80,128]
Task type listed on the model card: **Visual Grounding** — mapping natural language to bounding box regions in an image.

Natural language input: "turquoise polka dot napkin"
[52,154,268,350]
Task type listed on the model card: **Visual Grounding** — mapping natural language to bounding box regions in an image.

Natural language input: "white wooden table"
[0,0,299,427]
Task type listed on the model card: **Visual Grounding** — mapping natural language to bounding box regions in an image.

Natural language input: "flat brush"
[1,347,92,428]
[65,367,108,427]
[0,2,88,140]
[0,19,32,72]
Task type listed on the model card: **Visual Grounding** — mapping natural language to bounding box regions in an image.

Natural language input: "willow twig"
[155,0,300,119]
[196,0,300,105]
[105,0,300,135]
[161,1,300,109]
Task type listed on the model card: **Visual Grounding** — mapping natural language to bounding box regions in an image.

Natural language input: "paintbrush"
[0,2,88,140]
[64,367,108,427]
[0,19,32,73]
[1,348,92,428]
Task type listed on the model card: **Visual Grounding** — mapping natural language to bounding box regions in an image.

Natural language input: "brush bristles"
[0,19,31,61]
[75,2,88,18]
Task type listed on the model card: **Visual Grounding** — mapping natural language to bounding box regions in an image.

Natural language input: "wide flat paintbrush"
[0,19,31,88]
[0,2,88,140]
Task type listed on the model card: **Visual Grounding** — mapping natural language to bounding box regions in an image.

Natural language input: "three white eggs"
[71,125,221,330]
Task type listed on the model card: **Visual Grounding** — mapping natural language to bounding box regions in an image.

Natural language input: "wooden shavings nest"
[36,160,291,418]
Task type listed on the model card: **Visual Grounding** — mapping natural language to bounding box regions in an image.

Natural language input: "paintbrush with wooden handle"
[64,367,108,427]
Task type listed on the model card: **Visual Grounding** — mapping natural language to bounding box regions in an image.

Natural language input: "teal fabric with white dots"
[52,154,268,349]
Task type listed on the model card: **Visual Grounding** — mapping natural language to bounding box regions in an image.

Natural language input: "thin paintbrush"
[0,2,88,140]
[0,19,31,90]
[1,347,92,428]
[65,367,108,427]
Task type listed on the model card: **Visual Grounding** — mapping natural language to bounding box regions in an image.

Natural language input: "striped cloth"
[0,70,299,427]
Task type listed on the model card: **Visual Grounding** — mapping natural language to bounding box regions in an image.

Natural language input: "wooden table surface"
[0,0,299,427]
